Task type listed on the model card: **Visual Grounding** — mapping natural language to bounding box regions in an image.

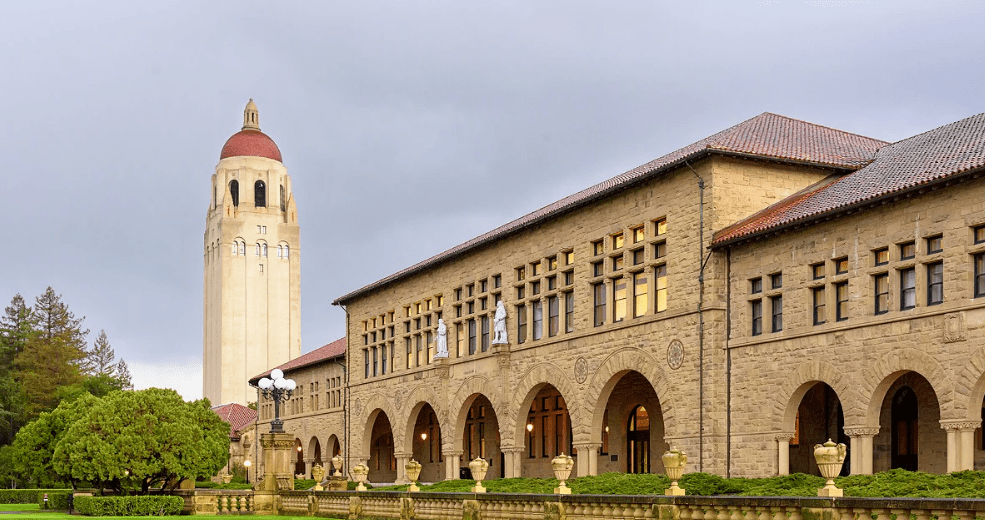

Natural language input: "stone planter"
[406,459,422,492]
[311,465,325,491]
[551,453,574,494]
[469,457,490,493]
[813,439,847,497]
[662,448,687,496]
[331,455,344,477]
[221,474,233,484]
[351,463,369,491]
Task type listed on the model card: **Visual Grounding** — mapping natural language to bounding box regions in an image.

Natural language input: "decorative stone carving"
[406,459,422,492]
[351,463,369,491]
[843,427,880,438]
[813,439,847,497]
[469,457,490,493]
[434,319,449,359]
[551,453,574,494]
[662,448,687,496]
[940,420,982,431]
[667,340,685,370]
[492,301,508,344]
[332,454,344,477]
[311,465,325,490]
[353,398,363,417]
[944,312,967,342]
[574,357,589,384]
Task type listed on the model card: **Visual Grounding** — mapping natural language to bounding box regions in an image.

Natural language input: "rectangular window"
[632,248,645,265]
[900,242,916,260]
[455,288,462,301]
[593,261,604,277]
[541,415,549,457]
[548,256,558,271]
[531,281,541,296]
[405,338,413,368]
[633,271,648,318]
[976,225,985,244]
[927,262,943,305]
[633,226,645,243]
[532,300,543,340]
[812,287,825,325]
[593,283,606,327]
[493,274,501,288]
[565,292,574,333]
[415,335,422,366]
[751,277,762,294]
[770,272,783,289]
[381,345,388,374]
[655,218,667,236]
[655,265,668,312]
[613,276,627,322]
[565,251,574,265]
[751,300,762,336]
[467,301,474,314]
[592,240,604,256]
[612,233,624,249]
[874,273,889,314]
[517,304,527,343]
[555,414,565,456]
[653,241,667,259]
[531,261,541,276]
[874,247,889,266]
[976,253,985,297]
[516,267,526,281]
[547,276,556,291]
[548,296,559,337]
[364,350,369,378]
[835,258,848,274]
[612,255,624,271]
[456,323,464,357]
[927,235,943,254]
[900,267,916,309]
[812,263,825,280]
[516,286,525,299]
[479,297,487,311]
[771,296,783,332]
[426,331,434,363]
[468,319,477,354]
[480,316,489,352]
[564,270,574,285]
[835,282,848,321]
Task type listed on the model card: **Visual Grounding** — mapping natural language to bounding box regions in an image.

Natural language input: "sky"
[1,1,983,401]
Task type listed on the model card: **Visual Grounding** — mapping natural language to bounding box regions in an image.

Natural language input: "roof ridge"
[757,112,890,145]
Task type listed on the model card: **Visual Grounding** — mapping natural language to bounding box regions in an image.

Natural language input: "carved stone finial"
[243,99,260,131]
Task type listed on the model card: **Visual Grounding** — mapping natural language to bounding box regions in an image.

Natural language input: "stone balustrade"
[172,489,985,519]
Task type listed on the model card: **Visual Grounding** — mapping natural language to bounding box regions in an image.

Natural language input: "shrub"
[0,489,71,504]
[37,491,72,510]
[294,479,316,490]
[73,496,183,516]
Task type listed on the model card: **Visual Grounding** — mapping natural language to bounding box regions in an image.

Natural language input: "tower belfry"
[203,100,301,406]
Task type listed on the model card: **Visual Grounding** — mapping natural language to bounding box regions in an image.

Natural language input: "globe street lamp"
[254,368,296,433]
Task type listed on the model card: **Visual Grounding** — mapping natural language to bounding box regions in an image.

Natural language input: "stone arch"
[586,348,673,441]
[860,348,952,427]
[771,359,860,432]
[326,434,341,458]
[954,347,985,421]
[356,390,394,459]
[449,376,503,452]
[398,383,445,453]
[507,362,579,447]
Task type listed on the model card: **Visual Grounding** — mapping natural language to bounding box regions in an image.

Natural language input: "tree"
[114,359,133,390]
[0,295,34,445]
[78,330,133,390]
[53,388,229,494]
[7,393,98,488]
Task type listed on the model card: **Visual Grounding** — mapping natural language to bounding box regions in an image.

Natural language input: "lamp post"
[254,369,296,433]
[243,460,251,483]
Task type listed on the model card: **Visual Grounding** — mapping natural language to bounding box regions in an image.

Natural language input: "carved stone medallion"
[944,312,967,343]
[574,357,589,384]
[667,340,684,370]
[353,398,362,417]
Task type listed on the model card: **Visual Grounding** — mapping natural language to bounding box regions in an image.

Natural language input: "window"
[516,267,526,281]
[564,270,574,285]
[593,283,606,327]
[751,277,762,294]
[612,233,624,249]
[381,345,388,374]
[633,271,648,318]
[655,265,668,312]
[927,235,943,254]
[900,242,916,260]
[835,258,848,275]
[532,300,543,340]
[976,225,985,244]
[283,244,289,258]
[632,248,645,265]
[927,262,943,305]
[548,296,559,337]
[517,305,527,343]
[405,338,412,368]
[531,261,541,276]
[592,261,604,277]
[516,286,525,299]
[812,263,825,280]
[900,268,916,309]
[262,243,267,257]
[254,180,266,207]
[633,226,645,243]
[548,256,558,271]
[480,316,489,352]
[415,335,422,366]
[770,273,783,289]
[565,292,574,333]
[612,255,624,271]
[239,241,245,255]
[547,276,556,290]
[613,277,627,322]
[455,288,462,301]
[467,284,474,297]
[593,240,604,256]
[229,180,240,207]
[874,273,889,315]
[565,251,574,265]
[751,300,762,336]
[654,218,667,235]
[493,275,501,289]
[874,248,889,266]
[456,323,464,356]
[976,253,985,297]
[255,243,260,256]
[280,185,286,212]
[835,282,848,321]
[770,296,783,332]
[812,287,825,325]
[653,242,667,259]
[468,319,476,355]
[531,281,541,296]
[364,350,369,378]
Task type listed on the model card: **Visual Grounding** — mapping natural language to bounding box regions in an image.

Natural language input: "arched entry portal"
[463,395,502,479]
[410,403,444,482]
[873,372,943,473]
[789,383,847,475]
[596,371,666,474]
[521,384,572,478]
[368,412,397,482]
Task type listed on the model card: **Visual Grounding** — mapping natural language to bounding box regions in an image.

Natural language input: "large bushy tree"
[7,393,98,488]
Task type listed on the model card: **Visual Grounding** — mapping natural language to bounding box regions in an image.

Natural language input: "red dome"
[220,129,282,162]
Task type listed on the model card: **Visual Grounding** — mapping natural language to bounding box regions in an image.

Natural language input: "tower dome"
[219,99,283,162]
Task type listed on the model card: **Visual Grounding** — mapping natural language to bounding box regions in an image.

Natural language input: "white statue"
[434,319,449,358]
[492,301,508,344]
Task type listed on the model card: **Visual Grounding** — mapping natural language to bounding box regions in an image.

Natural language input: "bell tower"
[203,100,301,405]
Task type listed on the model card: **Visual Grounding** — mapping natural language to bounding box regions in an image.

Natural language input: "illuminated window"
[655,265,667,312]
[633,271,648,318]
[613,277,627,322]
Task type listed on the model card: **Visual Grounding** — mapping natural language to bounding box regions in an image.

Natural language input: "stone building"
[327,111,985,481]
[204,100,302,406]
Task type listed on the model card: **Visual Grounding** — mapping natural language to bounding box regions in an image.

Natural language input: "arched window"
[229,180,239,207]
[239,241,245,255]
[277,245,282,258]
[232,243,238,255]
[280,185,286,212]
[262,243,268,257]
[255,243,260,257]
[283,245,289,258]
[255,180,266,207]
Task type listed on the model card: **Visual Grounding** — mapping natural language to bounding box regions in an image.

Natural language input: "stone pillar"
[395,453,410,484]
[774,433,793,476]
[303,457,314,478]
[573,442,601,477]
[501,447,524,478]
[844,427,879,475]
[940,420,980,472]
[259,432,296,491]
[444,450,462,480]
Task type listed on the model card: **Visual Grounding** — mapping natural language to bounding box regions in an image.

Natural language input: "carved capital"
[774,432,795,442]
[572,442,602,453]
[844,427,880,437]
[500,447,525,455]
[940,419,982,431]
[442,449,464,457]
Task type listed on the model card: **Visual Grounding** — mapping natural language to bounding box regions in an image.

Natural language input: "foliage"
[37,491,72,510]
[56,374,130,403]
[79,331,132,391]
[7,394,98,488]
[73,495,183,516]
[294,479,316,489]
[0,488,71,503]
[194,480,253,490]
[52,388,229,494]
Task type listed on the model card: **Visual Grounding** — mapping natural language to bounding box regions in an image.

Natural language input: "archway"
[462,395,502,479]
[308,436,322,475]
[293,438,305,476]
[409,403,443,482]
[788,382,847,475]
[595,371,666,474]
[521,384,572,478]
[873,372,943,473]
[327,434,341,474]
[368,411,396,482]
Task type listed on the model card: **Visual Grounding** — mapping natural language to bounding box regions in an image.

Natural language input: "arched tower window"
[262,243,268,257]
[280,185,286,212]
[230,180,240,207]
[239,241,245,255]
[255,180,266,207]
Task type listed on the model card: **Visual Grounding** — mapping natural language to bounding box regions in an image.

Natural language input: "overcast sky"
[1,1,983,401]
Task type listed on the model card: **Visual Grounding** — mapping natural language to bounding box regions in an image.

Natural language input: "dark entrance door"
[627,405,650,473]
[891,386,918,470]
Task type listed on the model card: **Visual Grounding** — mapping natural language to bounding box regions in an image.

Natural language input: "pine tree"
[0,294,36,368]
[114,359,133,390]
[86,330,115,375]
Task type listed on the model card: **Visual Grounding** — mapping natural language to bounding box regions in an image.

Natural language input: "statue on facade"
[492,301,508,344]
[434,319,449,358]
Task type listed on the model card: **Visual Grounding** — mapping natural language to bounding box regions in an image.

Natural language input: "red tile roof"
[333,113,887,304]
[713,112,985,246]
[249,337,346,383]
[220,129,283,162]
[211,403,257,439]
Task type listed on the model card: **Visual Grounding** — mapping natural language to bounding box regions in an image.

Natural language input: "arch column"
[303,457,314,478]
[774,432,794,476]
[395,452,410,484]
[844,427,879,475]
[443,449,463,480]
[940,420,981,472]
[573,442,601,477]
[501,447,524,478]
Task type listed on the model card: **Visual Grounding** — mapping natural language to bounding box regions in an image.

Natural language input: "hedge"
[0,489,71,504]
[73,496,183,516]
[37,491,72,510]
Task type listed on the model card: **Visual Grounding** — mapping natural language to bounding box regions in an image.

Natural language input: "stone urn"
[351,463,370,491]
[469,457,490,493]
[311,465,325,491]
[551,453,575,495]
[405,459,423,492]
[662,448,687,496]
[813,439,847,497]
[221,473,233,484]
[331,455,344,477]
